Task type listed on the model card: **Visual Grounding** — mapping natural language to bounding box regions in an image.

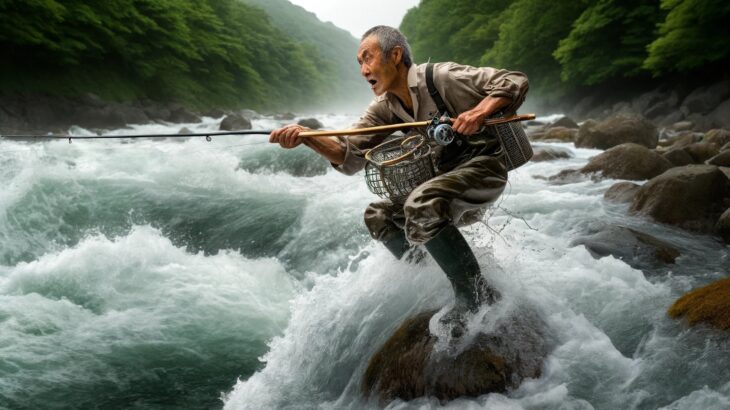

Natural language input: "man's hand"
[451,108,487,135]
[269,124,310,149]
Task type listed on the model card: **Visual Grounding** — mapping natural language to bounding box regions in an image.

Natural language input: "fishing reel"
[426,115,456,146]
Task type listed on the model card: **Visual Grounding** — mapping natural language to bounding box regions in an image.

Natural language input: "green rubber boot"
[425,224,483,311]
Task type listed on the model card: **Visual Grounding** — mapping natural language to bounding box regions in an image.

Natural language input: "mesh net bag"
[364,135,435,201]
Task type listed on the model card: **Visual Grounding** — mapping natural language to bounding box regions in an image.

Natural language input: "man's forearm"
[303,136,347,165]
[473,96,512,117]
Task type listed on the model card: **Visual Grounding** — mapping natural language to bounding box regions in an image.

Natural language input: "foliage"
[401,0,729,98]
[243,0,368,103]
[0,0,342,110]
[644,0,730,73]
[482,0,585,94]
[554,0,663,85]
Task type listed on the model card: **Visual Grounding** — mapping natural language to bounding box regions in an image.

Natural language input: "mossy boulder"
[362,308,549,404]
[668,278,730,330]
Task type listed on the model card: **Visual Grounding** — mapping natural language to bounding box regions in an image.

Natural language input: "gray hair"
[361,26,413,68]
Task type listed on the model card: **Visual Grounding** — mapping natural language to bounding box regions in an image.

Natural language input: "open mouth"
[368,79,377,88]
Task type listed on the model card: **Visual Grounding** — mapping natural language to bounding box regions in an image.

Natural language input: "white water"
[1,114,728,409]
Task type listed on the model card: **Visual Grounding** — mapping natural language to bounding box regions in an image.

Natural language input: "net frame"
[364,135,435,201]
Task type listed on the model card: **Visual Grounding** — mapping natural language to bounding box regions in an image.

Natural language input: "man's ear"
[391,46,403,66]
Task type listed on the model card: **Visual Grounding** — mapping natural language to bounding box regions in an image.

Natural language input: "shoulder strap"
[426,63,452,117]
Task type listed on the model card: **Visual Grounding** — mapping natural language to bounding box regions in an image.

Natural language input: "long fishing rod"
[0,113,535,143]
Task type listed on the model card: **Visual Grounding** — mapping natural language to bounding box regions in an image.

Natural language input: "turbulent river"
[0,114,728,410]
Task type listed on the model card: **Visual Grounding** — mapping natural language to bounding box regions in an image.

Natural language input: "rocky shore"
[528,84,730,335]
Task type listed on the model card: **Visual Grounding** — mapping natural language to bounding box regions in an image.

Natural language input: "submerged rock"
[362,307,549,404]
[668,278,730,330]
[570,225,680,270]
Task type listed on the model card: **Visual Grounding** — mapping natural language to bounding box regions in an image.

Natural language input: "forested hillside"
[243,0,369,108]
[0,0,361,111]
[401,0,730,104]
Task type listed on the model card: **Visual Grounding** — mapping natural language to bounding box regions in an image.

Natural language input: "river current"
[0,114,728,409]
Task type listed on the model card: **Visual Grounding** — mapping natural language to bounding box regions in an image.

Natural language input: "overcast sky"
[287,0,421,38]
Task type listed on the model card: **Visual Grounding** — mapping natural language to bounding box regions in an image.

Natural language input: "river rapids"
[0,114,728,409]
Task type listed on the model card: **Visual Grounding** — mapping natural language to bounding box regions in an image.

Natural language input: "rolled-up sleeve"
[443,62,529,113]
[332,100,395,176]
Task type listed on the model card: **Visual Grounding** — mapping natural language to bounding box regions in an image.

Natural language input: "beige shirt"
[335,62,529,175]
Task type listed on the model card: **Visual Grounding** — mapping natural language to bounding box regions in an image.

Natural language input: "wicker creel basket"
[488,115,533,171]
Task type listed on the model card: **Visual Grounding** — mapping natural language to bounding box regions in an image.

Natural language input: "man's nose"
[360,63,370,77]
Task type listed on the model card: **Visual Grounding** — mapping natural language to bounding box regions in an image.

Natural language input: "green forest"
[401,0,730,101]
[0,0,359,111]
[2,0,729,111]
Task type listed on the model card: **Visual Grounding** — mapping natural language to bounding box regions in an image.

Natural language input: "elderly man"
[270,26,528,330]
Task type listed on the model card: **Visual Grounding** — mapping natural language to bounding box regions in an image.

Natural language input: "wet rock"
[629,165,730,233]
[657,131,703,149]
[718,208,730,243]
[297,117,324,130]
[707,100,730,129]
[178,127,192,134]
[707,151,730,167]
[545,116,578,130]
[529,126,577,143]
[570,225,680,269]
[664,142,721,166]
[219,114,252,131]
[662,148,695,167]
[547,168,586,185]
[668,277,730,330]
[531,146,574,162]
[704,129,730,147]
[669,121,693,132]
[202,108,226,118]
[576,115,658,150]
[604,182,641,203]
[143,105,171,122]
[168,106,199,123]
[680,80,730,116]
[580,143,672,180]
[274,112,296,120]
[362,308,550,404]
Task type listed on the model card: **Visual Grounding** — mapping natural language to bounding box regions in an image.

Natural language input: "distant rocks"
[529,126,578,143]
[362,308,550,404]
[575,115,658,150]
[219,114,252,131]
[0,93,205,133]
[668,277,730,330]
[297,117,324,129]
[531,145,574,162]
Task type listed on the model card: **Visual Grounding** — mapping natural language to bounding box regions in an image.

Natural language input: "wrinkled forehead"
[357,35,381,59]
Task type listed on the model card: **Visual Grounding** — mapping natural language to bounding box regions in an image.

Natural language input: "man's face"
[357,36,399,96]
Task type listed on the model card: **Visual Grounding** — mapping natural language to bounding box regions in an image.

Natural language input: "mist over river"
[1,114,728,409]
